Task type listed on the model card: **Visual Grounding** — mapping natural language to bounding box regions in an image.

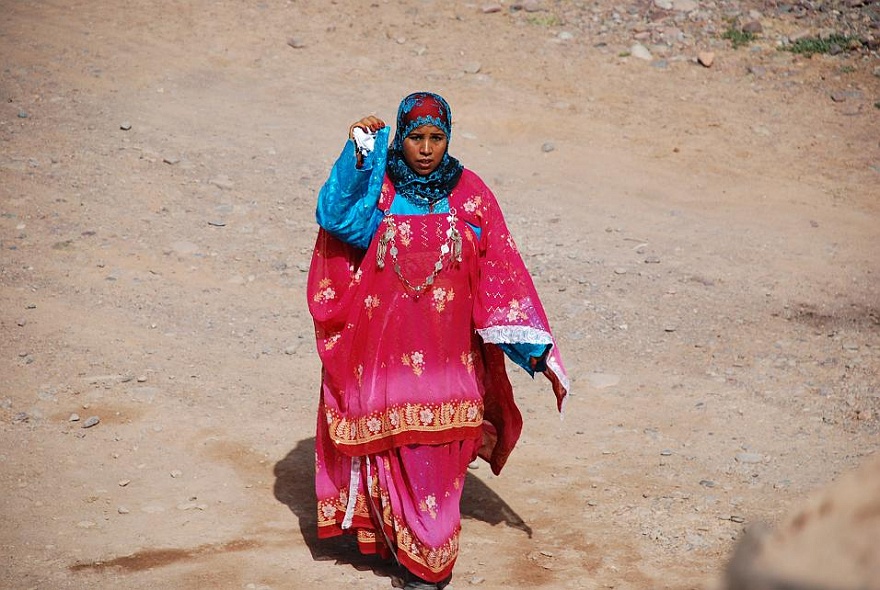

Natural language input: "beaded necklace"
[376,209,463,294]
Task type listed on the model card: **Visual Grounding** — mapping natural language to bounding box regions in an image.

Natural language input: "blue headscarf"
[387,92,463,209]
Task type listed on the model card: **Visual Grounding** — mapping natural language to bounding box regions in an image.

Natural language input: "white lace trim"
[476,325,553,345]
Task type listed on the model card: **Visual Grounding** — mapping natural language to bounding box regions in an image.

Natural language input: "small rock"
[735,452,764,464]
[700,479,716,488]
[630,43,653,61]
[120,121,131,131]
[82,416,100,428]
[136,375,147,383]
[481,3,503,13]
[672,0,699,10]
[163,156,180,165]
[16,318,26,327]
[12,412,29,424]
[747,65,767,78]
[117,506,130,515]
[77,521,97,529]
[69,413,81,422]
[613,267,627,275]
[523,0,543,12]
[698,51,715,67]
[586,373,621,389]
[287,37,305,49]
[170,469,183,478]
[742,20,763,34]
[463,62,482,74]
[209,175,235,190]
[18,111,29,119]
[660,449,673,456]
[541,142,556,153]
[118,479,131,487]
[644,256,661,264]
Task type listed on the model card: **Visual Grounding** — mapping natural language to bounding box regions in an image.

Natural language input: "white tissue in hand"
[352,127,376,155]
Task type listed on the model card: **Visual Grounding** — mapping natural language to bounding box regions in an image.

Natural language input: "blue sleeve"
[316,127,389,250]
[498,343,552,375]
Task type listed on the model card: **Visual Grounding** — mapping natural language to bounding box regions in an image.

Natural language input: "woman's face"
[401,124,448,176]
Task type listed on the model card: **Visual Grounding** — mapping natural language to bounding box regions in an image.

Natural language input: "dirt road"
[2,1,878,589]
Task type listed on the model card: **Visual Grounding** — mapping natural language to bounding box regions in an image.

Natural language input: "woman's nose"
[419,139,432,154]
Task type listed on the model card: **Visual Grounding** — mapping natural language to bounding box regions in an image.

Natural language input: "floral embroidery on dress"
[366,415,382,434]
[419,407,434,425]
[313,278,337,303]
[432,287,455,312]
[419,494,438,519]
[401,350,425,376]
[321,503,337,519]
[364,294,380,319]
[506,299,528,322]
[397,220,413,247]
[323,333,341,351]
[462,195,482,213]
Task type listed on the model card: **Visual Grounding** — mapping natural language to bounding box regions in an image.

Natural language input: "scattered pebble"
[69,413,81,422]
[117,506,130,515]
[742,20,763,33]
[698,51,715,67]
[120,121,131,131]
[287,37,306,49]
[170,469,183,478]
[735,452,764,464]
[209,175,235,190]
[81,416,100,428]
[541,142,556,153]
[630,43,653,61]
[463,62,482,74]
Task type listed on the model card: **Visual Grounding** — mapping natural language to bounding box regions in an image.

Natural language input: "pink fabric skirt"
[316,401,480,582]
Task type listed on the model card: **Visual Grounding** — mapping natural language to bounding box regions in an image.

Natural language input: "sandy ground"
[2,1,879,589]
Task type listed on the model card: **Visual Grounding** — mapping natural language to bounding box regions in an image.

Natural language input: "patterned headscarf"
[387,92,463,209]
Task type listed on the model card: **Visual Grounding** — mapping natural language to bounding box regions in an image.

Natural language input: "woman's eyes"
[408,135,446,142]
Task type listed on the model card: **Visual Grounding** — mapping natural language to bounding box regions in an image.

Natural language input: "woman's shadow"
[273,437,532,575]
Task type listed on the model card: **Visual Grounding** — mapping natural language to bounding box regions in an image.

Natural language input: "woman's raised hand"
[349,115,386,139]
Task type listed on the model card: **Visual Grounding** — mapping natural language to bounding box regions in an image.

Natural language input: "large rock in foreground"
[725,454,880,590]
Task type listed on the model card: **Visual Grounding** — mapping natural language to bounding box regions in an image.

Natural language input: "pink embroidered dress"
[308,169,569,582]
